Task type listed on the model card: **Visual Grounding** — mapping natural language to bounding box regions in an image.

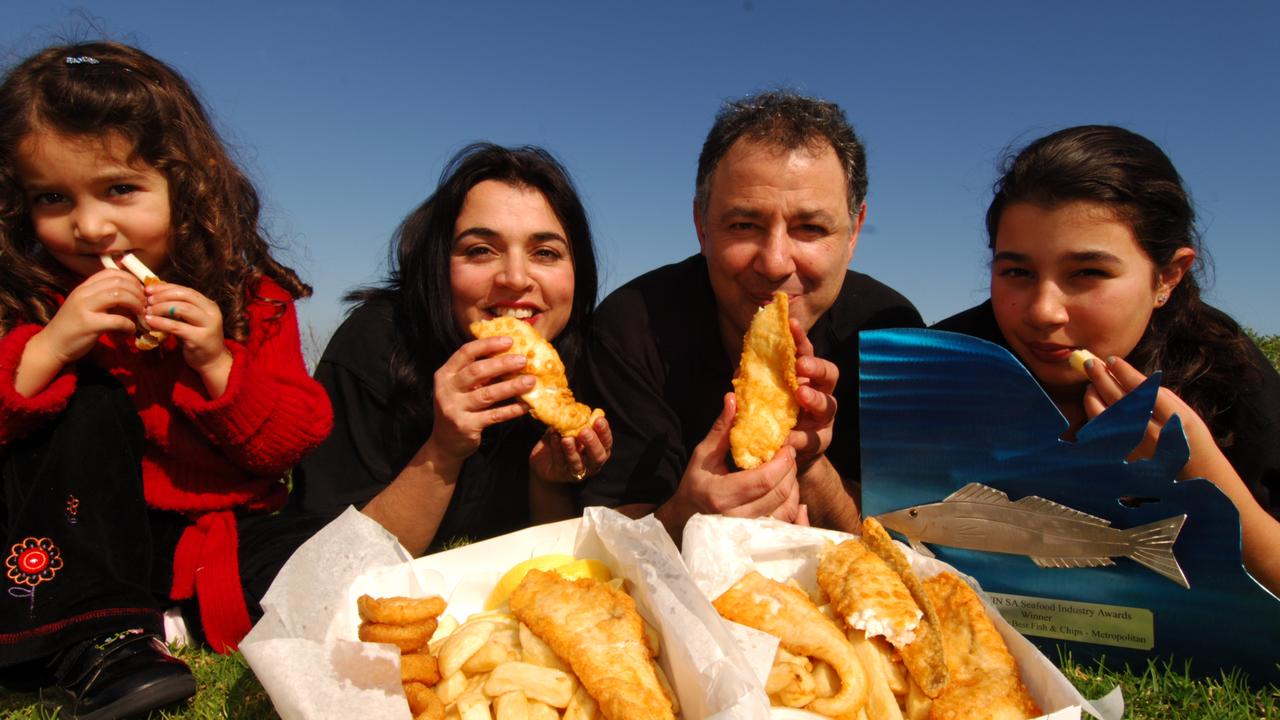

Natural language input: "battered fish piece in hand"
[470,317,605,437]
[509,569,675,720]
[714,571,867,717]
[924,572,1040,720]
[731,291,799,469]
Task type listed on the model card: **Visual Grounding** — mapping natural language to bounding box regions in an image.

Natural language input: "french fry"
[811,660,839,698]
[849,631,906,720]
[455,678,492,720]
[518,623,569,671]
[430,616,461,654]
[436,671,469,706]
[642,619,661,657]
[439,620,497,678]
[903,677,932,720]
[483,662,577,708]
[866,635,908,696]
[653,660,679,715]
[525,701,559,720]
[775,666,817,708]
[562,684,599,720]
[467,610,520,630]
[767,658,804,695]
[492,691,528,720]
[462,638,521,675]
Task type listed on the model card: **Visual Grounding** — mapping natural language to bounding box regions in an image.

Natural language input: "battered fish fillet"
[508,569,674,720]
[859,518,948,698]
[470,317,605,437]
[730,291,799,469]
[923,572,1040,720]
[714,571,867,717]
[817,538,922,648]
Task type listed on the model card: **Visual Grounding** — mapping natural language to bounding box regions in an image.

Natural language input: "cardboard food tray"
[680,514,1121,720]
[243,506,770,720]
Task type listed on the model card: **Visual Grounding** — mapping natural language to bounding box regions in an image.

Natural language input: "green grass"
[0,645,275,719]
[1058,654,1280,719]
[3,646,1277,719]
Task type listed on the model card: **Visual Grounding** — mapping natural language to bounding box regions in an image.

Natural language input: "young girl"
[292,143,611,556]
[935,125,1280,595]
[0,42,332,715]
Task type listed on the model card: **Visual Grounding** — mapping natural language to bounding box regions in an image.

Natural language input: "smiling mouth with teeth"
[491,307,536,320]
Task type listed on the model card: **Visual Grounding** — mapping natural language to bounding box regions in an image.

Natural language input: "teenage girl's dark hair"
[349,143,598,429]
[986,124,1257,441]
[0,41,310,338]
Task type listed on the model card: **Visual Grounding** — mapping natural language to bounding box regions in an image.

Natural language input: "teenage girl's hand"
[427,336,532,464]
[142,283,233,395]
[1082,355,1280,596]
[529,416,613,484]
[1080,355,1217,474]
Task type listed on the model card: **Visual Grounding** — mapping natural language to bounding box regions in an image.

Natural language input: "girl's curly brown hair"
[0,40,309,338]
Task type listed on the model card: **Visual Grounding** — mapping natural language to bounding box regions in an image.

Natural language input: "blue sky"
[6,1,1278,355]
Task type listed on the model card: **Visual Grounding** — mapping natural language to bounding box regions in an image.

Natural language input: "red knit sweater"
[0,277,333,652]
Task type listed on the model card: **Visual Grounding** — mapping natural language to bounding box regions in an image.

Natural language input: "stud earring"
[1156,294,1169,306]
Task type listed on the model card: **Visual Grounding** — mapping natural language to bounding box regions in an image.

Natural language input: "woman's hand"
[17,269,144,396]
[427,335,532,464]
[142,283,233,395]
[529,416,613,485]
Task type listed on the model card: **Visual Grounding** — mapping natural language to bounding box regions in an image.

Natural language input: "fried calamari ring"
[403,681,446,720]
[357,618,439,652]
[470,317,604,437]
[399,652,442,685]
[356,594,447,625]
[730,291,799,469]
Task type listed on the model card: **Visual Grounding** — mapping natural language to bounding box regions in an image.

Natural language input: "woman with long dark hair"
[935,125,1280,593]
[293,143,610,555]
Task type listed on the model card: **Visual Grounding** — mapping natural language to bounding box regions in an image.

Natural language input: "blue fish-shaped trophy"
[876,483,1189,588]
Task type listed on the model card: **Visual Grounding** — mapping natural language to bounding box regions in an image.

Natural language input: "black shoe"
[40,629,196,720]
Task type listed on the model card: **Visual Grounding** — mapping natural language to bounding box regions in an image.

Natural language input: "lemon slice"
[553,558,613,583]
[485,554,576,610]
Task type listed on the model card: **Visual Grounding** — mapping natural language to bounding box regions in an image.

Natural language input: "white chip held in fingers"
[119,252,162,285]
[1068,348,1100,377]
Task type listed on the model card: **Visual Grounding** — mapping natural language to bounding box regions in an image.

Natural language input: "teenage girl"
[0,41,332,716]
[935,125,1280,595]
